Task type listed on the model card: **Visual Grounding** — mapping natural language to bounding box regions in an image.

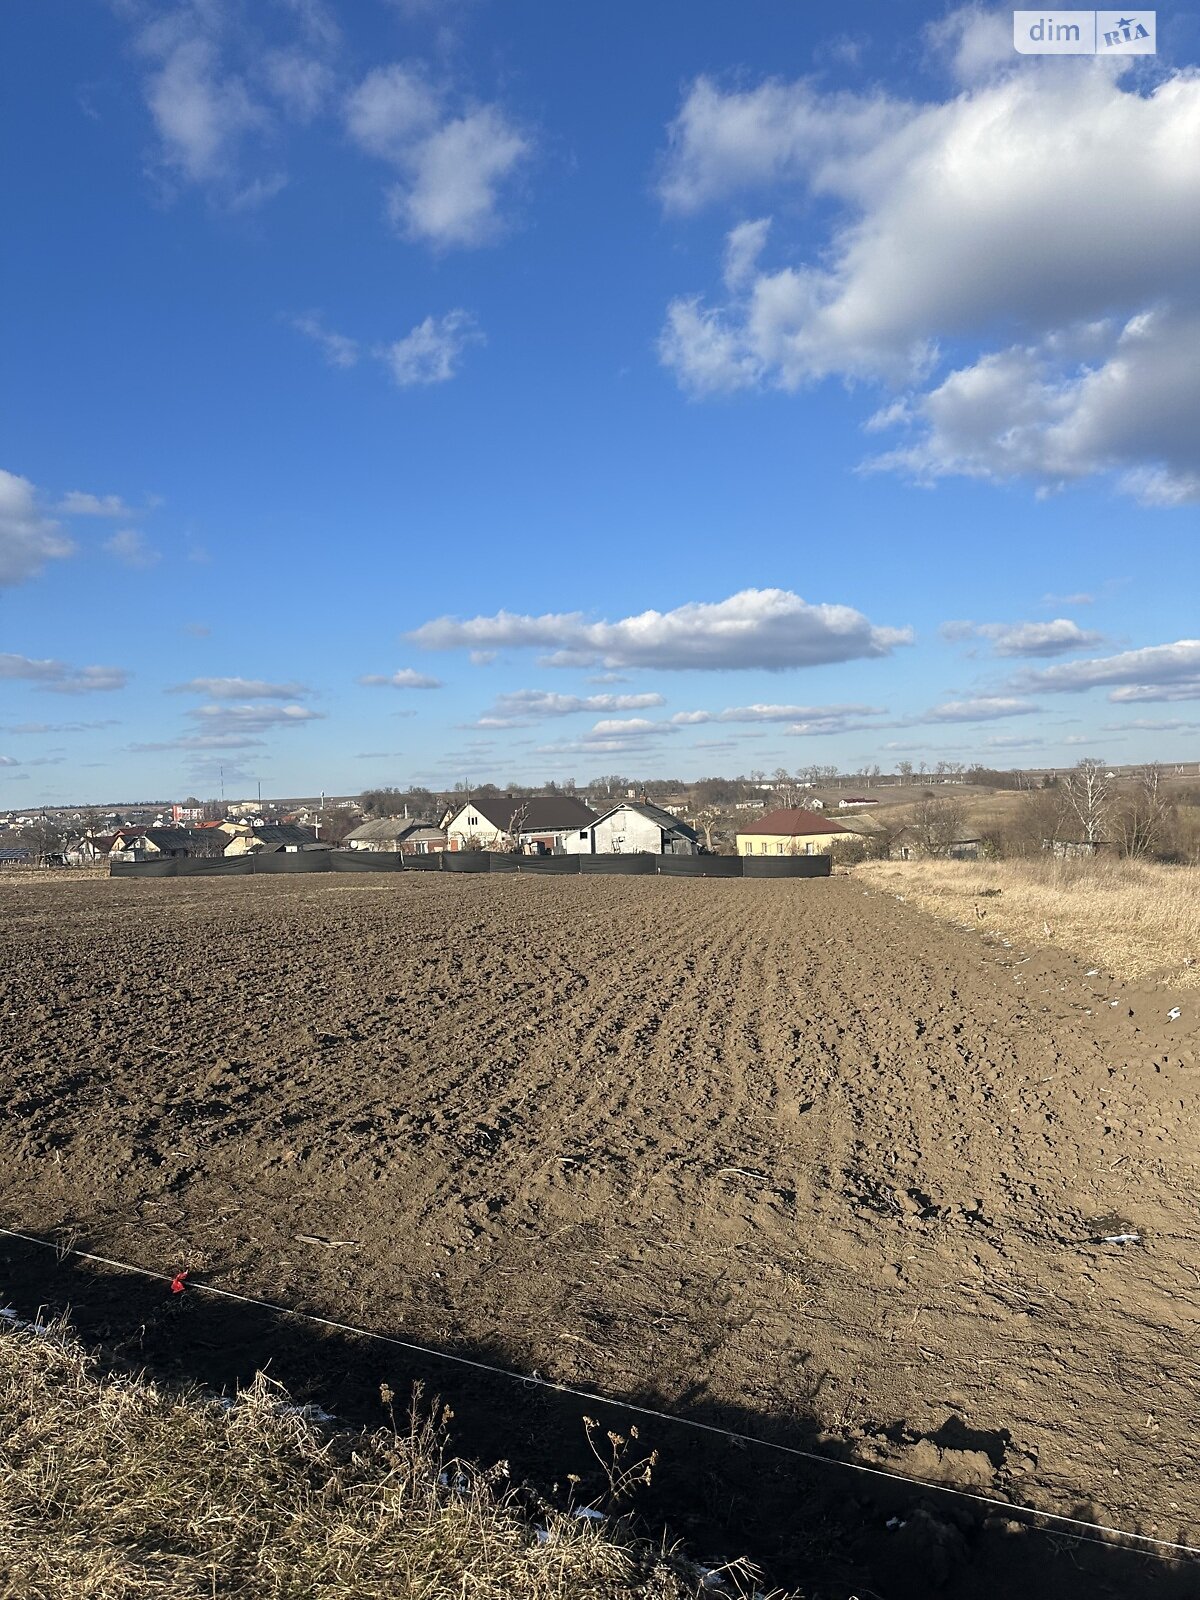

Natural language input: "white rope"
[2,1223,1197,1561]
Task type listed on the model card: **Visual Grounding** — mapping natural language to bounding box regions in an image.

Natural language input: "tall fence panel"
[578,853,656,875]
[441,852,491,873]
[513,855,578,874]
[330,850,405,873]
[251,851,333,874]
[742,854,832,878]
[655,854,743,877]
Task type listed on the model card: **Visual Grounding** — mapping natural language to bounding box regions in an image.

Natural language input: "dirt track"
[2,873,1198,1596]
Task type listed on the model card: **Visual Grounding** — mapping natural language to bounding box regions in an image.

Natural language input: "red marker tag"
[170,1270,188,1295]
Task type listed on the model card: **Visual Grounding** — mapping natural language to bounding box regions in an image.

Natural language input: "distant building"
[838,796,878,809]
[736,808,852,857]
[444,795,597,854]
[223,824,325,856]
[565,801,699,856]
[108,827,225,862]
[344,818,437,853]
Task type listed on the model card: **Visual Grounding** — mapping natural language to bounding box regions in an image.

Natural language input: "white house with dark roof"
[444,795,598,854]
[565,800,699,856]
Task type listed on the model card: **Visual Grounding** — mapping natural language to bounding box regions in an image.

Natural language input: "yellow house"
[736,807,853,856]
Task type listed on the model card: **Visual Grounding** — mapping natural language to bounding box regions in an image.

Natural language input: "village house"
[343,818,443,853]
[564,800,699,856]
[444,795,597,854]
[108,827,226,862]
[736,808,852,857]
[891,826,984,862]
[222,823,325,856]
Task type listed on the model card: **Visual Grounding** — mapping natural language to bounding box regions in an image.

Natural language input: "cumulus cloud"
[0,654,128,694]
[264,47,334,121]
[940,618,1103,657]
[358,668,443,689]
[658,54,1200,499]
[1,720,118,735]
[104,528,161,569]
[478,690,668,728]
[410,587,911,672]
[56,491,137,517]
[290,312,360,368]
[142,30,271,195]
[0,471,74,586]
[672,702,891,735]
[167,677,311,699]
[345,65,530,248]
[186,702,323,734]
[926,696,1042,722]
[378,310,481,385]
[1011,640,1200,698]
[129,735,268,752]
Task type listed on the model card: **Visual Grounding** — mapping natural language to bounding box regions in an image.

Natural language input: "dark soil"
[2,873,1198,1598]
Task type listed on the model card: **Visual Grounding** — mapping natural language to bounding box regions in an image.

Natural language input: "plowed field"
[2,873,1198,1598]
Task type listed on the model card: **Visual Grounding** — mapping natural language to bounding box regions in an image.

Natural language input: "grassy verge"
[0,1317,774,1599]
[855,856,1199,987]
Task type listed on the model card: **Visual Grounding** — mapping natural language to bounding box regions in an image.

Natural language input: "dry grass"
[0,1318,768,1600]
[856,854,1200,987]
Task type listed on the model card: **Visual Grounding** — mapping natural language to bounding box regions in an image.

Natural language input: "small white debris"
[573,1506,606,1522]
[1101,1233,1140,1245]
[1087,969,1100,976]
[886,1515,906,1530]
[1168,1007,1181,1021]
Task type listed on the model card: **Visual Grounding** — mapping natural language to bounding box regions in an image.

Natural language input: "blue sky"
[3,0,1199,806]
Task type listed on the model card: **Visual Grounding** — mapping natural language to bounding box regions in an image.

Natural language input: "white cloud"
[346,66,530,248]
[723,217,771,290]
[358,668,443,689]
[56,491,137,517]
[344,63,442,158]
[0,653,127,694]
[186,702,323,734]
[290,312,359,368]
[168,677,311,699]
[378,310,481,386]
[658,60,1200,498]
[104,528,161,569]
[410,587,912,671]
[1106,682,1200,703]
[129,735,268,753]
[940,618,1103,657]
[671,702,884,726]
[485,690,667,724]
[0,471,74,586]
[144,33,268,191]
[264,48,334,121]
[394,108,529,248]
[0,719,119,735]
[1011,640,1200,697]
[926,697,1042,722]
[1103,717,1200,732]
[868,310,1200,503]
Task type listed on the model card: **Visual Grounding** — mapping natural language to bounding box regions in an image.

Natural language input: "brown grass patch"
[855,855,1200,987]
[0,1318,770,1599]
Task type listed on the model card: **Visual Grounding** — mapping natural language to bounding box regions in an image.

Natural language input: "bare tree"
[897,760,914,784]
[1115,764,1174,859]
[906,795,968,858]
[1060,758,1111,845]
[501,800,531,853]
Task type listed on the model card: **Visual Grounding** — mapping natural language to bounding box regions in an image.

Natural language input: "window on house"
[777,842,784,853]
